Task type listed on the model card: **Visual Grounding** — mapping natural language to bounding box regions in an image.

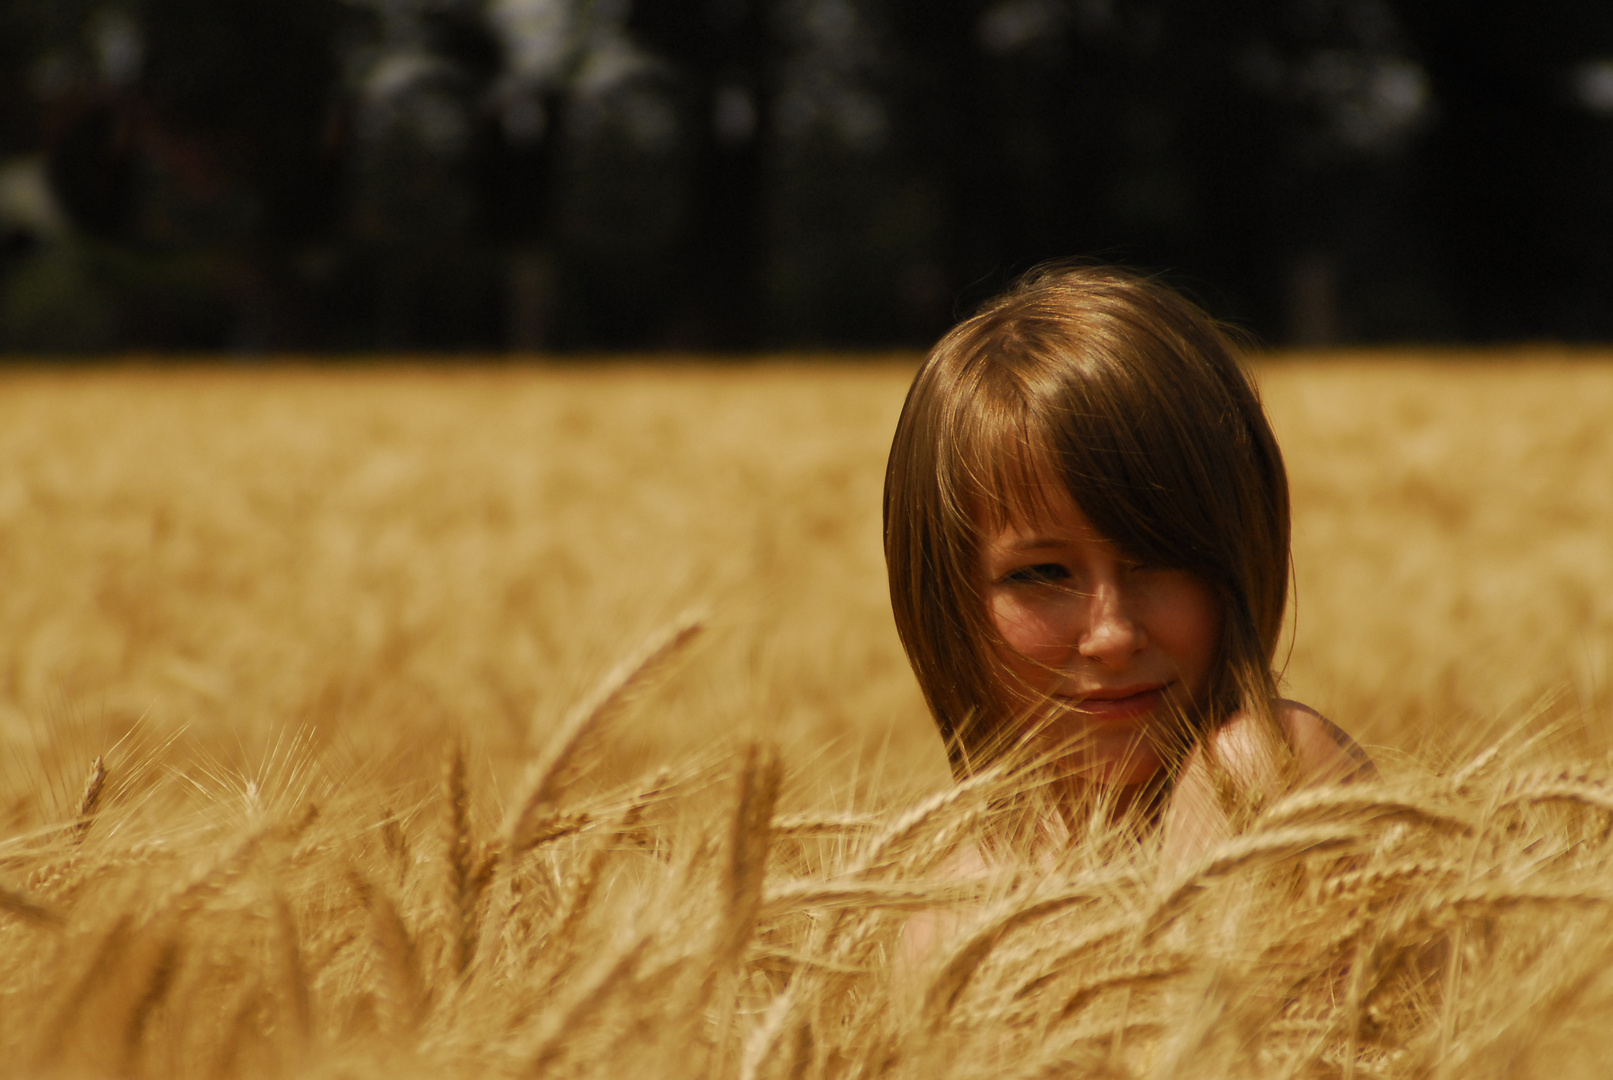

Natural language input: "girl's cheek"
[989,590,1073,663]
[1137,574,1221,691]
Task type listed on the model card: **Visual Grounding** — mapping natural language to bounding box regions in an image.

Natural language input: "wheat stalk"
[349,871,424,1033]
[208,981,265,1080]
[379,807,410,886]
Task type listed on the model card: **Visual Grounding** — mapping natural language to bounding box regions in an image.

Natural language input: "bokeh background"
[3,0,1612,355]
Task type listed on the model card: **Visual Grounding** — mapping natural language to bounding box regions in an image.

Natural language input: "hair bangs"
[944,394,1065,539]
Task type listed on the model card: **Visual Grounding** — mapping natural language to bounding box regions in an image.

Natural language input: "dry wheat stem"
[121,934,183,1069]
[1499,778,1613,817]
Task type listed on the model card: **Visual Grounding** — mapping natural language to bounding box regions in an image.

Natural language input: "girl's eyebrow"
[1004,535,1069,552]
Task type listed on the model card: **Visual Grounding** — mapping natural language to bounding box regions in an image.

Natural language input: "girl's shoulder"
[1162,701,1375,872]
[1272,699,1378,784]
[1197,699,1375,791]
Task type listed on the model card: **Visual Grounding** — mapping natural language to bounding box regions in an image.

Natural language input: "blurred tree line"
[0,0,1610,353]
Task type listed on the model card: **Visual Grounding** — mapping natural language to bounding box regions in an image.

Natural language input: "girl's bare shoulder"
[1206,700,1376,788]
[1275,699,1377,784]
[1162,702,1375,872]
[897,841,992,968]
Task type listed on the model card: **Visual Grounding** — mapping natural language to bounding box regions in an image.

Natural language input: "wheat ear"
[738,980,801,1080]
[507,609,704,855]
[350,871,423,1032]
[1259,786,1475,835]
[718,742,782,968]
[1498,771,1613,816]
[922,887,1108,1027]
[158,823,275,925]
[523,935,650,1075]
[271,892,312,1049]
[120,935,183,1072]
[762,878,984,915]
[851,763,1005,878]
[441,740,477,976]
[1140,825,1361,943]
[772,812,883,837]
[691,743,783,1078]
[70,756,106,844]
[1056,953,1192,1021]
[0,883,60,925]
[1313,859,1464,905]
[550,794,652,956]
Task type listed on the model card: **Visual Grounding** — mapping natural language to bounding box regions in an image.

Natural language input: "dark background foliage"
[1,0,1610,353]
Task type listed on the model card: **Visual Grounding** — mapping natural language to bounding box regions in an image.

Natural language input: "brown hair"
[884,264,1291,780]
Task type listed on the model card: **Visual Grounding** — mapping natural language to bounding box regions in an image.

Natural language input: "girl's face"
[978,479,1220,788]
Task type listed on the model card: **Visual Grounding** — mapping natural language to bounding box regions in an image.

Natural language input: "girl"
[884,264,1372,873]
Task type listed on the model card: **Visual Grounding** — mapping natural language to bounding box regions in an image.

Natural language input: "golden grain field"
[2,354,1613,1079]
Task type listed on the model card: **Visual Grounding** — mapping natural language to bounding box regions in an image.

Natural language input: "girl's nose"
[1076,583,1146,668]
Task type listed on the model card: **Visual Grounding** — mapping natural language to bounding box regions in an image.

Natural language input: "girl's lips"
[1063,684,1168,720]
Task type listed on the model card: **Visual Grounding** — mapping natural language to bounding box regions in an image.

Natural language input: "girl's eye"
[1003,563,1071,585]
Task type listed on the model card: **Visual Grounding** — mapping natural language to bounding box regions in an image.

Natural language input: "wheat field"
[1,354,1612,1078]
